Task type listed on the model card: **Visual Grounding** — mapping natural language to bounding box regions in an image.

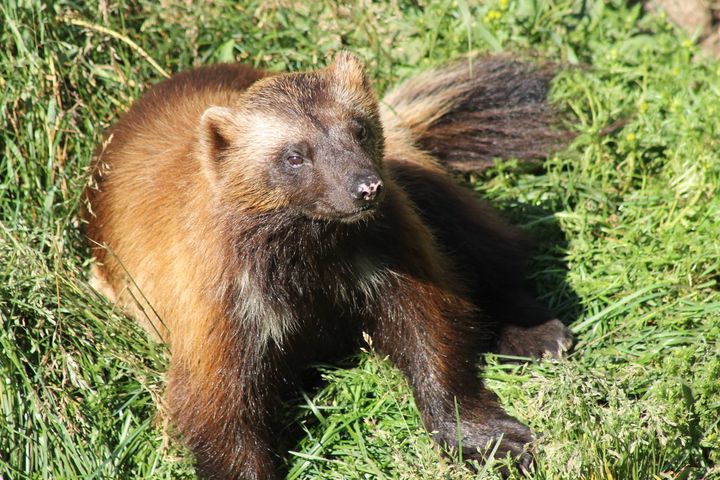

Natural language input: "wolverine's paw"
[497,318,574,359]
[433,415,534,475]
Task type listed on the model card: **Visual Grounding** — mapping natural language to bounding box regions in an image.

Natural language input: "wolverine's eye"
[353,119,368,142]
[286,154,305,167]
[282,142,311,168]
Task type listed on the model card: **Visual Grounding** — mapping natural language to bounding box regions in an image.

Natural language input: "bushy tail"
[380,56,568,171]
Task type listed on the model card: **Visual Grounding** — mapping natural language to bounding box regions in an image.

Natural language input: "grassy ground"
[1,0,719,478]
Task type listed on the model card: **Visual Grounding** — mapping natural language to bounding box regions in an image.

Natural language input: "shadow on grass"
[496,196,583,330]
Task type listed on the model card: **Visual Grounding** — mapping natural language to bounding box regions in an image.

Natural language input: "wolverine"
[84,52,574,479]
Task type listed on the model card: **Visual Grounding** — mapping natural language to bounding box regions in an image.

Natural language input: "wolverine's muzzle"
[351,173,384,205]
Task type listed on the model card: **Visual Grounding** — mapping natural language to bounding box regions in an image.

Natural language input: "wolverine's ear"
[198,106,237,183]
[329,51,370,90]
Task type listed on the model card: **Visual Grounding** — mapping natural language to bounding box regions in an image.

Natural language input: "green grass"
[1,0,719,478]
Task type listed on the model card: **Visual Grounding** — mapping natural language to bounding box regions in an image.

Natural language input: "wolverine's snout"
[352,174,384,205]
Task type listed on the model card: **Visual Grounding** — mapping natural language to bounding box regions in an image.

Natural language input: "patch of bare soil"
[646,0,720,55]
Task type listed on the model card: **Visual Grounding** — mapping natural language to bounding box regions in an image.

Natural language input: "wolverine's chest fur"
[229,211,394,349]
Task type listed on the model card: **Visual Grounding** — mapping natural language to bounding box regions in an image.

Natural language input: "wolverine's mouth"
[306,203,379,223]
[336,206,378,223]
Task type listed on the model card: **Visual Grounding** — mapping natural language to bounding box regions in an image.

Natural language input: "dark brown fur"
[83,53,572,479]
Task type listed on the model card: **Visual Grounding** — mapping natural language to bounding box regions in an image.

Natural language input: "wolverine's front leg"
[166,327,283,480]
[364,186,533,466]
[367,275,533,467]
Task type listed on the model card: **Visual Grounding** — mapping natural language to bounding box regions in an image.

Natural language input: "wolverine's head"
[197,52,385,222]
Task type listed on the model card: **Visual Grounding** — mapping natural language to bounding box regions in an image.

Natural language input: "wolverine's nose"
[352,174,384,204]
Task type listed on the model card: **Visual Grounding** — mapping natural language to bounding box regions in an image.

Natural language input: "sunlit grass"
[1,1,718,478]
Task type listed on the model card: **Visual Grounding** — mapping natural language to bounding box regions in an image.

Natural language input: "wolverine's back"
[85,64,267,346]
